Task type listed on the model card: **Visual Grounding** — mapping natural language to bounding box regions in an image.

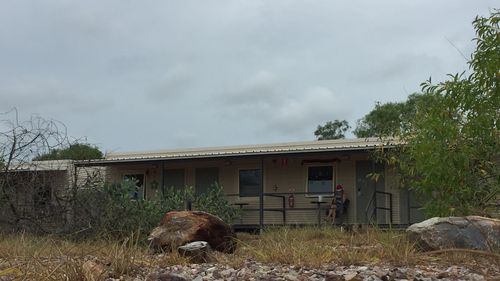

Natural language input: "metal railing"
[225,192,336,228]
[365,190,393,224]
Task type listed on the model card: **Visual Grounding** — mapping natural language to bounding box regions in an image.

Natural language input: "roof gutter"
[74,143,398,166]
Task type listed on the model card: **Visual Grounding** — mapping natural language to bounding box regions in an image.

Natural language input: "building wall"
[103,152,406,225]
[102,153,414,224]
[0,169,70,226]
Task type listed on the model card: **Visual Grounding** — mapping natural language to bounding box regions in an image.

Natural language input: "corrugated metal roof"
[7,160,73,172]
[76,138,398,165]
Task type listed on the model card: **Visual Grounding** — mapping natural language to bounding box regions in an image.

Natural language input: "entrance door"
[356,161,386,224]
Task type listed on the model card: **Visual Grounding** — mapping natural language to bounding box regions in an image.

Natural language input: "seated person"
[327,184,349,224]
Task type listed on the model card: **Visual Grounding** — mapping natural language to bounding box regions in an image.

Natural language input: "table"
[233,202,249,209]
[310,201,327,226]
[233,203,249,224]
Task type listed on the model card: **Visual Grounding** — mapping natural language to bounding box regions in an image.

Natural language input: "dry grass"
[0,232,151,280]
[214,226,419,267]
[0,227,498,280]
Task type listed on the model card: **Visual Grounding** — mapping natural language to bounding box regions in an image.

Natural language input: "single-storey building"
[0,160,104,229]
[76,138,426,229]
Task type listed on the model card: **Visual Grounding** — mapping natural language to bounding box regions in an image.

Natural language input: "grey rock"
[146,272,188,281]
[466,273,486,281]
[284,272,299,281]
[178,241,212,263]
[406,216,500,251]
[192,275,203,281]
[325,274,345,281]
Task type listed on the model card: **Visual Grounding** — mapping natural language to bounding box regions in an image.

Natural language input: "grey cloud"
[0,0,497,151]
[107,55,157,76]
[221,71,284,107]
[261,86,350,137]
[0,77,110,113]
[217,73,348,139]
[358,53,445,84]
[146,64,194,101]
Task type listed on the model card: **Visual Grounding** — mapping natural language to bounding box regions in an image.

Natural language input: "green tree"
[395,11,500,216]
[354,93,434,138]
[34,143,103,161]
[314,119,351,140]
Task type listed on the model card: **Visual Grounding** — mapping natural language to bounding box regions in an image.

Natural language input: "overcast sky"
[0,1,497,153]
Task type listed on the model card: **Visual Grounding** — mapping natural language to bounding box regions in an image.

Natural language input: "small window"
[34,185,51,209]
[239,169,262,197]
[307,166,334,194]
[164,169,185,191]
[124,174,145,200]
[195,168,219,194]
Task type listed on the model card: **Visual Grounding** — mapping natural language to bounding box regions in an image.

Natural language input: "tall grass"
[0,227,497,280]
[214,226,418,267]
[0,232,149,280]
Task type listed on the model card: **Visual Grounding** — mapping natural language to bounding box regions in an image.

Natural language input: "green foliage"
[72,181,240,239]
[394,11,500,217]
[162,186,193,211]
[73,180,167,239]
[314,119,351,140]
[34,143,103,161]
[192,183,241,223]
[354,93,433,138]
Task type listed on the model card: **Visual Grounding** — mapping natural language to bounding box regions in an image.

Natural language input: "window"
[195,168,219,194]
[307,166,334,194]
[239,169,262,197]
[33,185,51,209]
[123,174,145,200]
[164,169,185,191]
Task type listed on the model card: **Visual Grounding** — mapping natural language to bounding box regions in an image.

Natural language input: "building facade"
[77,138,426,228]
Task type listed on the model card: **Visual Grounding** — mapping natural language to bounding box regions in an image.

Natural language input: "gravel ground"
[104,259,499,281]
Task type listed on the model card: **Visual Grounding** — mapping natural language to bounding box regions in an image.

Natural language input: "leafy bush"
[397,11,500,216]
[361,11,499,218]
[192,183,241,224]
[71,181,239,240]
[72,180,167,239]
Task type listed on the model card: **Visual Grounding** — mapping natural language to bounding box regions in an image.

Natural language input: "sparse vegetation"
[70,181,240,240]
[0,227,497,280]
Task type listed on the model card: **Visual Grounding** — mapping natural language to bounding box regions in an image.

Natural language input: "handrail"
[365,191,376,222]
[375,190,392,196]
[225,191,337,226]
[365,191,393,224]
[225,192,335,197]
[265,194,285,198]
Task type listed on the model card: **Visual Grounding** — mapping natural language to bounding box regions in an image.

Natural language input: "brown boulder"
[148,211,236,253]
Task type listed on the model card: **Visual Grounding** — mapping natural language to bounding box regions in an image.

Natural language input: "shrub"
[72,180,168,239]
[71,181,240,240]
[192,183,241,224]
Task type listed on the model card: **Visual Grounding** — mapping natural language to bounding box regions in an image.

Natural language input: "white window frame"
[305,164,336,196]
